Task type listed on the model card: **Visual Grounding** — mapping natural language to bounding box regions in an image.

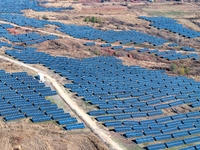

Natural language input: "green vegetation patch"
[170,63,190,75]
[143,9,184,17]
[84,16,102,24]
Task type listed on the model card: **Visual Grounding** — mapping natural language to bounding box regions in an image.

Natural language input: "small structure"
[38,73,44,83]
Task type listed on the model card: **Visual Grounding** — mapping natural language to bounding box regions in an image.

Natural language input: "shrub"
[170,64,191,76]
[170,64,177,72]
[84,17,89,23]
[96,18,102,23]
[178,67,186,75]
[185,67,190,75]
[84,16,102,24]
[42,15,48,20]
[93,50,100,55]
[113,51,119,57]
[91,16,97,23]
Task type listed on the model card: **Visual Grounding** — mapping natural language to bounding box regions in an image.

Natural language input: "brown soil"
[1,2,200,150]
[0,58,109,150]
[36,39,96,58]
[0,58,37,75]
[0,119,108,150]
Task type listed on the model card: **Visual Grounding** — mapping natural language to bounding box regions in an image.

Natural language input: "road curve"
[0,55,125,150]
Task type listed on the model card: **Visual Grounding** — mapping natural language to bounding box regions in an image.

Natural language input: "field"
[0,118,107,150]
[0,0,200,150]
[21,1,200,79]
[0,58,109,150]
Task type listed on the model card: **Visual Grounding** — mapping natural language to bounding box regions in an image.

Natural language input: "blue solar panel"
[172,130,189,138]
[146,143,167,150]
[140,16,200,38]
[180,146,196,150]
[57,118,77,125]
[64,123,85,130]
[135,136,154,144]
[0,69,84,131]
[154,134,172,141]
[114,126,133,132]
[124,131,143,138]
[104,121,122,127]
[184,136,200,144]
[166,140,184,148]
[1,4,200,143]
[4,113,25,122]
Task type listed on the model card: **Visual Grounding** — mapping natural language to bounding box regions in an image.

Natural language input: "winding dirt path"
[0,55,125,150]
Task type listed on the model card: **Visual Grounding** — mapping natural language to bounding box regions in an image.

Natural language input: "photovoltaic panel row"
[0,70,84,130]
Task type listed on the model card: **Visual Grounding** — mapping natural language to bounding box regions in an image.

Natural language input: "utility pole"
[176,33,179,45]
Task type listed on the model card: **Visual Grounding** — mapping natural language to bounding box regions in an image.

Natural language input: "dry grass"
[0,59,109,150]
[0,119,108,150]
[142,3,200,18]
[3,2,200,150]
[178,19,200,31]
[121,56,169,69]
[36,39,95,58]
[0,59,37,75]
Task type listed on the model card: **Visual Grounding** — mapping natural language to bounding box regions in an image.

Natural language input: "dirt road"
[0,55,125,150]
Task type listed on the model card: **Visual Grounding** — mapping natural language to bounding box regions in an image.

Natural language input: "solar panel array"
[56,25,168,46]
[0,23,57,47]
[84,42,95,46]
[0,0,72,14]
[84,41,199,61]
[5,47,200,149]
[1,0,200,144]
[0,70,85,130]
[101,43,112,47]
[168,43,178,47]
[181,46,196,52]
[112,45,123,50]
[139,16,200,38]
[154,50,198,61]
[135,48,199,61]
[0,1,169,47]
[0,0,198,63]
